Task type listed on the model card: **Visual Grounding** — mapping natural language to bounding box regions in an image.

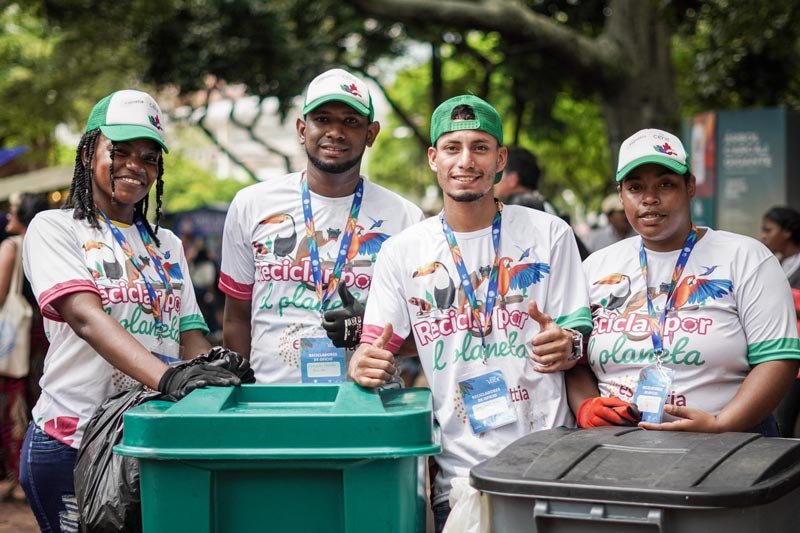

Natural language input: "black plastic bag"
[74,385,162,533]
[73,349,250,532]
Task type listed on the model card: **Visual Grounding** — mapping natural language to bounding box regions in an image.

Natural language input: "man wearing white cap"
[570,128,800,437]
[219,69,423,384]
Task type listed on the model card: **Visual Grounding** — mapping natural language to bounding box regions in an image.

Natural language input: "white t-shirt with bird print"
[583,228,800,418]
[360,204,593,507]
[23,208,206,448]
[219,171,423,383]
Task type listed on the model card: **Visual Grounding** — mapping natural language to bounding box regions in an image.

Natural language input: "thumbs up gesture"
[348,323,398,388]
[527,300,579,373]
[322,282,365,348]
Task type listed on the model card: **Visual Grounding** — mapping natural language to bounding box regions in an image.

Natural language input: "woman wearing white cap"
[567,128,800,436]
[18,90,247,530]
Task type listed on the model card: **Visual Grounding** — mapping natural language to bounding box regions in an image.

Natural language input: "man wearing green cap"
[350,95,592,530]
[219,68,423,384]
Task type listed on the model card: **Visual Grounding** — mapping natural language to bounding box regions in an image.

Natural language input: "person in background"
[0,192,49,502]
[587,192,635,253]
[349,95,592,531]
[219,68,423,384]
[189,240,220,338]
[761,206,800,289]
[498,145,590,259]
[494,145,557,215]
[19,89,244,530]
[761,205,800,437]
[571,128,800,436]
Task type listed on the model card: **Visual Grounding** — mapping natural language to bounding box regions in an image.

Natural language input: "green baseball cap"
[430,95,505,182]
[85,89,168,153]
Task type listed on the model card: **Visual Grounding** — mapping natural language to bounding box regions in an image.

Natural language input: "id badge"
[300,337,345,383]
[633,364,675,423]
[459,369,517,434]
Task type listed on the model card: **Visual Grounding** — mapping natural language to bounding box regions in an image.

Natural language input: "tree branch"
[349,0,628,88]
[364,73,431,150]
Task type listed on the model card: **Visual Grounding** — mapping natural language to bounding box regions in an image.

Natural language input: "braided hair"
[64,129,164,247]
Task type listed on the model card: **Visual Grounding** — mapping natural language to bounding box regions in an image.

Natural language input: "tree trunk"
[600,1,680,172]
[350,0,682,175]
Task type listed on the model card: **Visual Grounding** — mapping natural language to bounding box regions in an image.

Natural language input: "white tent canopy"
[0,166,72,202]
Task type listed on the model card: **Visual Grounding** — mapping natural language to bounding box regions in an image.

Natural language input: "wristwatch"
[563,328,583,361]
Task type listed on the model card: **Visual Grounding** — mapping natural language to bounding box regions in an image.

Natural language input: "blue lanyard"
[440,201,503,359]
[638,226,697,357]
[300,174,364,313]
[99,210,172,336]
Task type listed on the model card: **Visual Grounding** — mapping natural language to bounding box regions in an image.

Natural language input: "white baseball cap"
[302,68,374,122]
[616,128,688,182]
[85,89,168,153]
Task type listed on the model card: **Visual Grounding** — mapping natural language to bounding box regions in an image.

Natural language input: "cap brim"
[100,125,169,153]
[303,95,372,121]
[616,156,686,182]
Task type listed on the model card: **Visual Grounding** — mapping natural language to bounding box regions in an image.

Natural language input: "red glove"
[577,396,641,428]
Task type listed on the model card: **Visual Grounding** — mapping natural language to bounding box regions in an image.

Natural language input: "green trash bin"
[115,383,441,533]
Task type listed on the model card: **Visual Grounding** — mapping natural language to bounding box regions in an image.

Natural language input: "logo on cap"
[655,143,677,156]
[149,115,163,132]
[341,83,362,98]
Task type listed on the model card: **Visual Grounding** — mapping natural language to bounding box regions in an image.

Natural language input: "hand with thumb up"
[527,300,580,373]
[348,323,398,388]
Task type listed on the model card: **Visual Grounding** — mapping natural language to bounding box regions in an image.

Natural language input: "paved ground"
[0,498,38,532]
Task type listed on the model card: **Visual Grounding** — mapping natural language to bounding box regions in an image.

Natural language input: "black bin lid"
[470,427,800,508]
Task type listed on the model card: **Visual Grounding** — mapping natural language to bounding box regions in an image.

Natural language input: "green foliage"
[531,94,611,212]
[160,155,244,213]
[0,3,58,152]
[676,0,800,112]
[6,0,800,219]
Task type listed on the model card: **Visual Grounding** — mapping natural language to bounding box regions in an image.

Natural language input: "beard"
[307,150,362,175]
[445,189,490,203]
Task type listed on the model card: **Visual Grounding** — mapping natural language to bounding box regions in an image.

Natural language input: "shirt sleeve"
[218,192,254,300]
[174,239,209,335]
[546,223,593,334]
[23,213,101,321]
[360,239,411,354]
[737,253,800,364]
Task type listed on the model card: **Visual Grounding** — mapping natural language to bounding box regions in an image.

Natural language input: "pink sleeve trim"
[218,271,253,300]
[360,324,404,354]
[39,280,102,322]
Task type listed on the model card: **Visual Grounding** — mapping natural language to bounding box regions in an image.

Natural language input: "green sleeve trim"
[180,313,210,336]
[555,307,593,335]
[748,337,800,365]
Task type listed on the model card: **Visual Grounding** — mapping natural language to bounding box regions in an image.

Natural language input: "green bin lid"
[116,383,441,460]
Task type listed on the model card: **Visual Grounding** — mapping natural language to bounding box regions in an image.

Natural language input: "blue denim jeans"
[432,500,451,533]
[19,422,80,533]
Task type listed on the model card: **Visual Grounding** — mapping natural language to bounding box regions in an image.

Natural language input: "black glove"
[206,346,256,383]
[322,283,364,349]
[158,363,241,401]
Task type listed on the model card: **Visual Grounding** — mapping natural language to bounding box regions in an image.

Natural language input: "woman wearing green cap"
[571,128,800,436]
[18,89,247,530]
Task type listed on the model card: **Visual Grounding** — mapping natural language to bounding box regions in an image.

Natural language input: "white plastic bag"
[442,477,490,533]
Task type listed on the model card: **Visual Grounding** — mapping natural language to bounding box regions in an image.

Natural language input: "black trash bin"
[470,427,800,532]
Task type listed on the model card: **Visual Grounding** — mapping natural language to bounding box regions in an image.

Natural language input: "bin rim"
[114,442,442,460]
[470,468,800,509]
